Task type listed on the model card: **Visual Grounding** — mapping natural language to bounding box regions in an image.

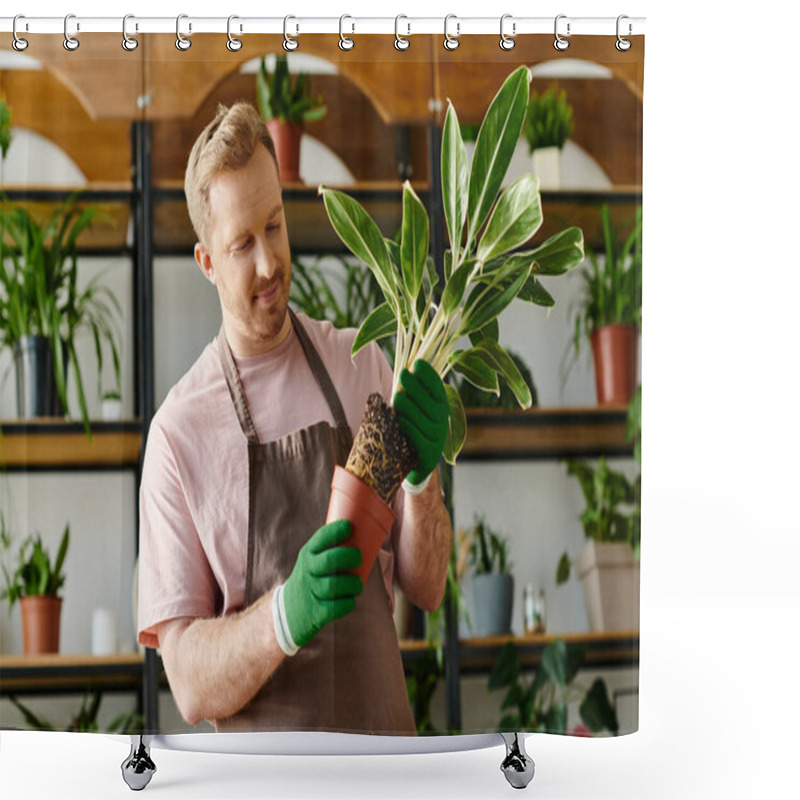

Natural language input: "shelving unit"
[1,37,642,736]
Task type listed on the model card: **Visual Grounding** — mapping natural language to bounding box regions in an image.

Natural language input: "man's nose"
[254,238,276,278]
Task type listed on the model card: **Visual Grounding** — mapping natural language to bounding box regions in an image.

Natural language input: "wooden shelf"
[0,420,142,471]
[0,653,148,695]
[461,406,633,461]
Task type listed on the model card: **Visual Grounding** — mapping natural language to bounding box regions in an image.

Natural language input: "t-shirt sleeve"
[137,416,219,649]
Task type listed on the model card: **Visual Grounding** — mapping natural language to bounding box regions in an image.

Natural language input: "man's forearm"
[158,590,286,726]
[395,468,452,611]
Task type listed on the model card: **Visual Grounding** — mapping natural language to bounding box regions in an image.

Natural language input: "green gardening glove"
[283,519,363,648]
[392,359,450,489]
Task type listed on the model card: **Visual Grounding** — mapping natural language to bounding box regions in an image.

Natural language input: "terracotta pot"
[20,596,63,654]
[265,119,303,183]
[590,324,638,406]
[326,465,396,586]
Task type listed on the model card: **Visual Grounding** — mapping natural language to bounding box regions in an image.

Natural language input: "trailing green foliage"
[523,88,574,152]
[0,98,12,160]
[257,55,327,124]
[1,515,70,610]
[489,639,619,735]
[465,514,512,576]
[320,67,584,463]
[0,192,122,435]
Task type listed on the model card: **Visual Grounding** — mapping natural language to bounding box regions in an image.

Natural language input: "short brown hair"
[184,102,278,245]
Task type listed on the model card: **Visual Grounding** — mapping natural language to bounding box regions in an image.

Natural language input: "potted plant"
[557,389,641,631]
[523,87,574,190]
[568,203,642,406]
[488,638,619,735]
[1,515,70,654]
[464,515,514,636]
[101,389,122,421]
[319,66,585,581]
[256,55,327,183]
[0,192,122,435]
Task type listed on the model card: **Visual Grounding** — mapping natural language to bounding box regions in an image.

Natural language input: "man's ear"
[195,242,215,285]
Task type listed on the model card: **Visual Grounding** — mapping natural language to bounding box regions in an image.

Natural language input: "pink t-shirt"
[137,313,403,649]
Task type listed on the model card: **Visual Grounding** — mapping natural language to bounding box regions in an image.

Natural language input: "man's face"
[198,145,292,355]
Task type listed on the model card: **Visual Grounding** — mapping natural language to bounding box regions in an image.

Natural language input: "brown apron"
[214,309,415,735]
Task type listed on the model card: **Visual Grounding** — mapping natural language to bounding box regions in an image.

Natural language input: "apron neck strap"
[217,309,351,444]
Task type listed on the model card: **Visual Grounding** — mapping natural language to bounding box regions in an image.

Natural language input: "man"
[137,102,452,734]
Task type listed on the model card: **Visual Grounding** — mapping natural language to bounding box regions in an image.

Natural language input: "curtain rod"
[0,16,646,38]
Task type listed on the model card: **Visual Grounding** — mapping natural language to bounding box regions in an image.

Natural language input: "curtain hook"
[444,14,460,51]
[122,14,138,51]
[176,14,191,51]
[339,15,355,51]
[63,13,80,51]
[554,14,570,51]
[500,14,516,51]
[616,15,632,51]
[12,15,29,51]
[227,15,243,52]
[283,15,299,51]
[394,15,410,51]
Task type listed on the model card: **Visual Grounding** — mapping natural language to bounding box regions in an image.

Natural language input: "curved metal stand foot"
[121,735,157,791]
[500,733,535,789]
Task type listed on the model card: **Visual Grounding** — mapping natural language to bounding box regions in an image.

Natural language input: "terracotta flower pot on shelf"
[590,323,638,406]
[326,465,396,586]
[20,595,63,654]
[265,119,303,183]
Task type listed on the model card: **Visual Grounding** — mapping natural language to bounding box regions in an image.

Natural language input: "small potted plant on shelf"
[488,638,619,735]
[318,66,585,582]
[523,87,574,190]
[256,54,327,183]
[556,388,641,632]
[566,203,642,406]
[0,191,122,435]
[1,515,70,655]
[463,515,514,636]
[101,389,122,421]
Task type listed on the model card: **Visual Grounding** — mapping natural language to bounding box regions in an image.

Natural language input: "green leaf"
[462,260,531,336]
[441,259,475,317]
[530,227,585,275]
[442,384,467,465]
[469,339,531,408]
[468,318,499,347]
[579,678,619,733]
[467,66,531,247]
[441,102,469,262]
[541,638,568,687]
[477,174,542,263]
[351,303,397,357]
[556,551,571,584]
[488,642,521,690]
[544,701,568,734]
[449,349,499,394]
[500,683,525,711]
[517,276,555,307]
[400,181,429,303]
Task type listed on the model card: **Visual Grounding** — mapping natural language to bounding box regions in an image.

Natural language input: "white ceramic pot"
[531,146,562,190]
[575,540,640,632]
[102,397,122,421]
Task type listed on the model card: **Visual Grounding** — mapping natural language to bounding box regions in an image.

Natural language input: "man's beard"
[220,268,289,344]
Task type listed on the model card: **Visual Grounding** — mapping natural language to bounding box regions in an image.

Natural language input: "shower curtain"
[0,23,643,740]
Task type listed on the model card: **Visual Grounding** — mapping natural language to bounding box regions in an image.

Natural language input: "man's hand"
[282,519,363,648]
[393,360,450,489]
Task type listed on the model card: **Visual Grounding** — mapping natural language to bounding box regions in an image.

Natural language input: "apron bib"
[214,309,415,735]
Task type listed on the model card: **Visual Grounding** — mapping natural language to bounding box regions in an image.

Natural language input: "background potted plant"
[0,192,122,435]
[523,87,574,190]
[256,54,327,183]
[488,638,619,735]
[319,66,585,581]
[556,387,641,631]
[464,515,514,636]
[567,203,642,406]
[1,515,70,654]
[101,389,122,421]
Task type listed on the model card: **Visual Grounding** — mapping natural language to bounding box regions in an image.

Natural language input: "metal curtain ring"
[339,15,354,51]
[500,14,515,50]
[616,15,632,51]
[63,13,79,51]
[394,15,410,51]
[554,14,570,51]
[12,15,28,51]
[444,14,460,51]
[227,15,242,51]
[122,14,138,51]
[283,16,299,51]
[176,14,191,51]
